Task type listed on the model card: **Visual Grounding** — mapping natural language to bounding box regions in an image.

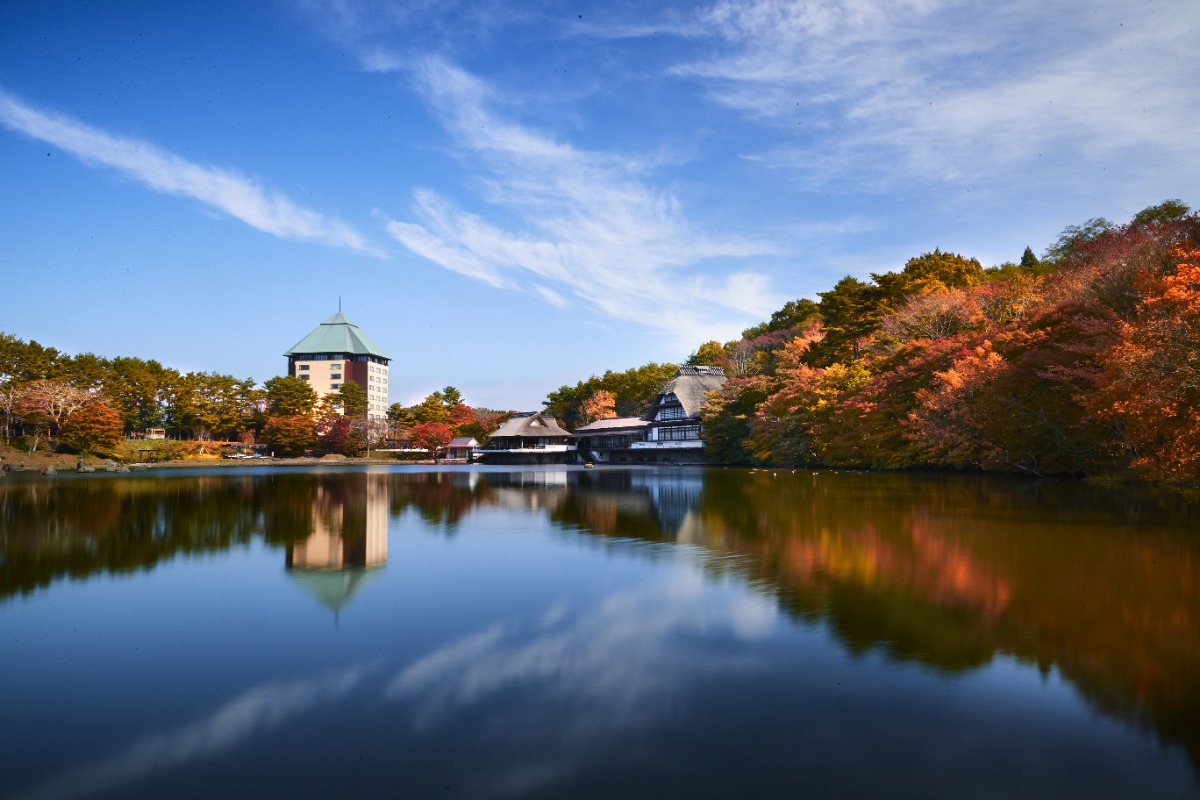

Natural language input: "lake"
[1,466,1198,799]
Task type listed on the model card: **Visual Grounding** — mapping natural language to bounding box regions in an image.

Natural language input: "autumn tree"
[60,399,124,457]
[879,288,984,342]
[411,422,453,457]
[873,250,985,302]
[686,340,726,366]
[13,380,89,451]
[1089,248,1200,481]
[261,415,316,458]
[578,390,616,426]
[317,416,362,456]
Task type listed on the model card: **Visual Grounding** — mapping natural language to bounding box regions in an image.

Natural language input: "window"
[299,375,309,381]
[658,424,701,441]
[656,405,686,421]
[331,383,340,389]
[299,364,309,371]
[331,374,341,380]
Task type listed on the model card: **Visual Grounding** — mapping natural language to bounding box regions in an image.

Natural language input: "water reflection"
[286,476,388,617]
[2,467,1198,779]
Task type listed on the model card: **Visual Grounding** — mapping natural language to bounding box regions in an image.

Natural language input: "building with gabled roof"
[573,416,650,463]
[629,365,726,461]
[285,311,391,419]
[488,412,573,451]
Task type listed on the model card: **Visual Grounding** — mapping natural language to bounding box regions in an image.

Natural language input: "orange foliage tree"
[60,399,124,457]
[1090,248,1200,481]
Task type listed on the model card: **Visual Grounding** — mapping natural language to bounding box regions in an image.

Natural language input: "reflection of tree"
[3,468,1198,772]
[695,470,1200,772]
[0,477,262,598]
[388,472,488,531]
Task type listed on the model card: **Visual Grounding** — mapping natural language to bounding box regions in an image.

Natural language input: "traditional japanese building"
[477,412,574,463]
[573,416,650,463]
[285,312,391,419]
[573,366,726,464]
[488,412,573,450]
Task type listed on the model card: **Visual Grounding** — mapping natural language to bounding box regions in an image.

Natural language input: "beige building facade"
[285,311,391,419]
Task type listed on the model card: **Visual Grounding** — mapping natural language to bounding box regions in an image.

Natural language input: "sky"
[1,0,1197,411]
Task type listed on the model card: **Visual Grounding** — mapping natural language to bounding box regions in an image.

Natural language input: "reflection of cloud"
[384,563,776,796]
[9,665,372,800]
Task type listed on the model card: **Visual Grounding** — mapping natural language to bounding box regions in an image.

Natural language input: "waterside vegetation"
[544,200,1199,484]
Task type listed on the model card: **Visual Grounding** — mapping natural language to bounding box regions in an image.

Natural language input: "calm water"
[1,466,1198,799]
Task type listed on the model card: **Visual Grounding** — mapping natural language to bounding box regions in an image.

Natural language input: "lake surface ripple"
[1,467,1197,799]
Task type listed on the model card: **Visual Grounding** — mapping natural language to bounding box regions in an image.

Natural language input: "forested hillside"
[689,200,1199,482]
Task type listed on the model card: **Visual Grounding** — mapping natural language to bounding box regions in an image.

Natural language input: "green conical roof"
[284,312,390,359]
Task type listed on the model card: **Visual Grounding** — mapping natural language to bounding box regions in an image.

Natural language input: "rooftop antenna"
[338,296,342,313]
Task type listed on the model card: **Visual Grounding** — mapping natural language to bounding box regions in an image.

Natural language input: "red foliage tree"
[60,399,124,457]
[411,422,454,457]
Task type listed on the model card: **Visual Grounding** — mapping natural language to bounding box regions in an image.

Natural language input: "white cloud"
[383,57,779,348]
[674,0,1200,192]
[0,88,381,255]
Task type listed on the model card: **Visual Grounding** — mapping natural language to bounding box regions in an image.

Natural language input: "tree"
[265,375,318,418]
[261,416,316,458]
[410,392,451,425]
[104,356,165,432]
[439,386,464,408]
[337,380,368,418]
[1130,199,1190,228]
[1020,247,1040,270]
[411,422,453,457]
[317,415,361,456]
[879,288,983,342]
[60,399,124,457]
[740,298,822,339]
[388,402,416,426]
[814,276,881,363]
[872,250,985,303]
[686,340,726,366]
[1089,247,1200,481]
[1042,217,1114,262]
[578,390,616,426]
[544,362,677,429]
[447,402,475,432]
[13,380,89,451]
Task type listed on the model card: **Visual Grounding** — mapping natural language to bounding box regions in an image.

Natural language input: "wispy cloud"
[673,0,1200,192]
[0,88,380,255]
[382,58,778,347]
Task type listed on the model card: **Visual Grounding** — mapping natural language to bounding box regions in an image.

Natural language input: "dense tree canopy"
[694,200,1200,483]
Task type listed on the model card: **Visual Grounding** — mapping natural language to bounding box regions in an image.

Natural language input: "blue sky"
[1,0,1197,410]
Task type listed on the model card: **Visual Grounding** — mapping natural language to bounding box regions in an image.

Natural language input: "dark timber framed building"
[574,366,726,464]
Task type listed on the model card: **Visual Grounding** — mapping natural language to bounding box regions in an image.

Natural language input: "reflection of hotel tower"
[286,475,388,617]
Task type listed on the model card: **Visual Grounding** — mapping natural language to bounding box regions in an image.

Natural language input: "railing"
[629,440,704,450]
